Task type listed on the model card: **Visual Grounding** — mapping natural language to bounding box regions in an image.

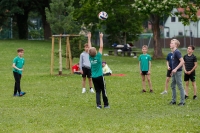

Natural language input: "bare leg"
[88,78,93,88]
[141,74,146,90]
[82,77,86,88]
[146,74,153,90]
[192,81,197,96]
[185,81,189,96]
[165,77,171,91]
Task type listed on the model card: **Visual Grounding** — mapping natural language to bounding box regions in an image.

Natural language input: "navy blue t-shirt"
[166,52,173,68]
[172,49,182,71]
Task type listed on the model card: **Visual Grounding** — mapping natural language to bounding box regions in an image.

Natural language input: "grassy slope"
[0,40,199,133]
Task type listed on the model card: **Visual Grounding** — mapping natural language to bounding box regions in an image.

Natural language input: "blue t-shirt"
[172,49,182,71]
[166,52,173,68]
[89,52,103,78]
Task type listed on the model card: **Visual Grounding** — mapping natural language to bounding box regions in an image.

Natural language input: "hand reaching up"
[99,32,103,38]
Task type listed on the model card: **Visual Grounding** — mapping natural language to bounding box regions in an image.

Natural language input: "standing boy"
[79,43,95,93]
[169,39,185,106]
[183,45,197,100]
[160,51,173,94]
[12,48,26,96]
[88,32,109,109]
[138,45,153,93]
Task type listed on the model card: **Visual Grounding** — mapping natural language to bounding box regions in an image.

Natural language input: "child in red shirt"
[72,63,81,75]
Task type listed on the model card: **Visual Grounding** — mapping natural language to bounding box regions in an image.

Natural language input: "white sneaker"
[90,88,95,93]
[160,90,167,94]
[82,88,86,93]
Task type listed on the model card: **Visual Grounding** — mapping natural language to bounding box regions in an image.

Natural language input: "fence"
[134,37,200,48]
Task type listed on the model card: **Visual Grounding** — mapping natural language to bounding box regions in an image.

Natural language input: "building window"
[166,32,169,37]
[178,32,183,36]
[171,17,176,22]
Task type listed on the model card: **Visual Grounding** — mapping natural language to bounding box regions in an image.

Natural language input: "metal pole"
[10,17,13,39]
[184,26,186,48]
[163,14,165,48]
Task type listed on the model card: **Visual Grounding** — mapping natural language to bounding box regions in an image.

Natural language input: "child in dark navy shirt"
[169,39,185,106]
[161,51,173,94]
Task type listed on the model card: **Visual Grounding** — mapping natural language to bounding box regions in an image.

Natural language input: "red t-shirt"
[72,65,79,72]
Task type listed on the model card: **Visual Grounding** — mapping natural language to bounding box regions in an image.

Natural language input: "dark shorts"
[82,67,91,78]
[141,71,148,75]
[184,71,196,82]
[166,69,172,77]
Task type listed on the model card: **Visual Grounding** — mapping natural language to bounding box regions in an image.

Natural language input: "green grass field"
[0,40,200,133]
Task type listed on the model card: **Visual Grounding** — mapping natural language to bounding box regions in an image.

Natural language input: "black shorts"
[184,71,196,82]
[82,67,91,78]
[141,71,148,75]
[166,69,172,77]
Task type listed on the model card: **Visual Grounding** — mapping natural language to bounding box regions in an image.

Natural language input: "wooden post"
[67,36,73,74]
[58,36,62,75]
[50,36,55,75]
[66,37,69,69]
[50,34,80,75]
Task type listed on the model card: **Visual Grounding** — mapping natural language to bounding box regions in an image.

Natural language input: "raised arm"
[87,32,92,48]
[99,32,103,54]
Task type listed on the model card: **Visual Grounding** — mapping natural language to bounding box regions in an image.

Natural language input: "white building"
[164,8,200,38]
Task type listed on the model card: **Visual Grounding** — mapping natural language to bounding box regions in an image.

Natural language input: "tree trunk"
[151,14,163,59]
[123,32,127,45]
[16,12,29,39]
[42,12,52,40]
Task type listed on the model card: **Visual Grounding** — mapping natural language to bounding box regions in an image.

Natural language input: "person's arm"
[188,62,197,74]
[172,57,184,73]
[166,61,170,70]
[79,54,83,74]
[183,61,187,74]
[99,32,103,54]
[12,63,23,71]
[139,61,142,74]
[88,32,92,48]
[148,61,151,74]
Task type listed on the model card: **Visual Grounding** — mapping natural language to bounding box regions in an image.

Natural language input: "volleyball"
[98,11,108,20]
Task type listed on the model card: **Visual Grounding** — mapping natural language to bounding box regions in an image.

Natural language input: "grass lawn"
[0,40,200,133]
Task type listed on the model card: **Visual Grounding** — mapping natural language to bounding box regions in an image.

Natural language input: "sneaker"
[82,88,86,93]
[185,95,189,99]
[178,103,185,106]
[169,101,176,105]
[160,90,167,94]
[13,94,19,97]
[19,92,26,97]
[104,105,110,109]
[193,95,197,100]
[142,89,146,93]
[150,89,153,93]
[90,88,95,93]
[96,105,102,109]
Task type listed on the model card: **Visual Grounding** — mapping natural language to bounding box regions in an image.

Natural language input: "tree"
[45,0,79,75]
[45,0,76,34]
[0,0,34,39]
[75,0,145,45]
[132,0,199,59]
[32,0,52,40]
